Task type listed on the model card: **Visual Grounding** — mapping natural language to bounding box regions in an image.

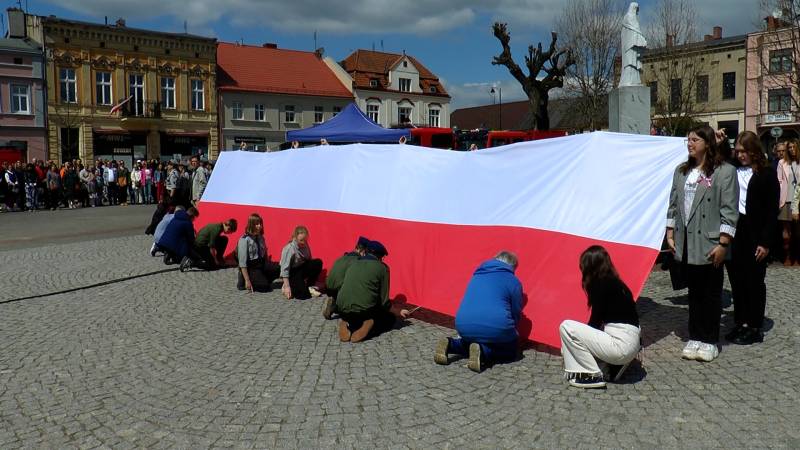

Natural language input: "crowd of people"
[136,125,794,390]
[0,156,213,212]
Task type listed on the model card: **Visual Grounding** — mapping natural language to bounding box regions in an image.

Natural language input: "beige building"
[216,42,353,151]
[25,15,218,164]
[642,27,746,136]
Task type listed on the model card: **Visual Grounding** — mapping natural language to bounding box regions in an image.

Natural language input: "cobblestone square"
[0,208,798,448]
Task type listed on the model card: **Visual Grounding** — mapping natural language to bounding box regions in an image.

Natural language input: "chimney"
[263,43,277,49]
[7,8,26,39]
[704,34,712,41]
[712,26,722,40]
[115,18,126,27]
[314,47,325,59]
[666,34,674,47]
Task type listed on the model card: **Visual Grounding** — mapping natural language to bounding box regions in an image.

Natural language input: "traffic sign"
[771,127,783,138]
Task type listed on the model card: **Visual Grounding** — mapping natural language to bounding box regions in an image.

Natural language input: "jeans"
[143,182,153,204]
[447,337,518,364]
[25,183,38,210]
[560,321,640,375]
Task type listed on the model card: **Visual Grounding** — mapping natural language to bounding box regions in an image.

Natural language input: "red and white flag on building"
[195,132,686,347]
[109,95,133,115]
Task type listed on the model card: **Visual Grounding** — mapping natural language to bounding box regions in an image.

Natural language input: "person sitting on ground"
[181,218,238,272]
[237,213,280,292]
[558,245,641,389]
[156,207,199,265]
[336,240,394,343]
[323,236,370,319]
[434,251,523,373]
[150,205,184,256]
[279,225,324,299]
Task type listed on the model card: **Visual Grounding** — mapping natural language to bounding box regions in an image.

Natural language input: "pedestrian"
[190,156,208,205]
[131,163,142,205]
[142,162,153,204]
[3,162,19,211]
[434,251,523,373]
[24,163,39,211]
[725,132,780,345]
[45,164,61,210]
[62,162,80,209]
[559,246,641,389]
[777,141,799,265]
[335,240,396,343]
[279,225,323,300]
[117,161,130,206]
[106,161,118,205]
[165,162,178,200]
[154,162,165,203]
[236,213,281,292]
[666,126,739,362]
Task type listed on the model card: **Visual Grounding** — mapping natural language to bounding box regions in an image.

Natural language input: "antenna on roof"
[1,16,5,38]
[314,30,317,51]
[184,20,188,34]
[380,39,384,51]
[372,41,375,51]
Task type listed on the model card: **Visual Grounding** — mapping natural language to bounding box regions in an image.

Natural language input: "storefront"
[93,131,147,168]
[233,136,267,151]
[161,133,209,161]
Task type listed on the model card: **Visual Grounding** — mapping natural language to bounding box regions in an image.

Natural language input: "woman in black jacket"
[725,131,780,345]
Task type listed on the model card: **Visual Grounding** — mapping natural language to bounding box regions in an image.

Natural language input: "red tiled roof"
[340,49,449,97]
[217,42,353,98]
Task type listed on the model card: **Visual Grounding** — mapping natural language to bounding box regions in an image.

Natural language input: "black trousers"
[191,236,229,270]
[684,230,723,344]
[340,308,396,338]
[288,258,323,299]
[237,259,280,292]
[727,216,769,329]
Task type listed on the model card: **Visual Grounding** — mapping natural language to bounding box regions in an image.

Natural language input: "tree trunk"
[529,88,551,131]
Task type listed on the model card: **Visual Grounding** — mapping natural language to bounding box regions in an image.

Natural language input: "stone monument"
[609,2,651,134]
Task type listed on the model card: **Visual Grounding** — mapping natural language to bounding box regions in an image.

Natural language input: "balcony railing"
[121,100,161,119]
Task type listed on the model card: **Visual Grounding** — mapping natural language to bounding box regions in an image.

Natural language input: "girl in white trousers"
[560,246,641,389]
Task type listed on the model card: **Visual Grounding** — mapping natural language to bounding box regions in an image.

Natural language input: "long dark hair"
[735,131,768,173]
[579,245,621,306]
[680,125,721,176]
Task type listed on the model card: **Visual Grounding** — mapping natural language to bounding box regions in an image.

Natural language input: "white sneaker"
[308,286,322,298]
[696,343,719,362]
[681,340,701,360]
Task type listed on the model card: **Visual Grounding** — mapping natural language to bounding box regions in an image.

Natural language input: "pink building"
[745,16,800,148]
[0,8,47,164]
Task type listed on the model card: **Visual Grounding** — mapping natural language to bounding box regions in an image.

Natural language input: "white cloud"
[443,79,528,110]
[40,0,565,35]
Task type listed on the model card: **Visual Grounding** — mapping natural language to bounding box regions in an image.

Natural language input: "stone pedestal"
[608,85,651,135]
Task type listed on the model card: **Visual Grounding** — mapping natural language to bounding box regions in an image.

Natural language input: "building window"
[232,101,243,120]
[695,75,708,103]
[769,49,793,73]
[430,86,437,93]
[399,78,412,92]
[129,74,145,116]
[333,106,342,117]
[255,104,265,121]
[11,84,29,114]
[13,57,22,65]
[366,103,379,122]
[284,105,296,123]
[398,106,412,124]
[768,88,792,113]
[722,72,736,100]
[669,78,681,110]
[370,79,379,88]
[428,107,440,127]
[96,72,113,105]
[648,81,657,103]
[191,79,204,111]
[161,77,175,109]
[59,68,77,103]
[314,106,324,123]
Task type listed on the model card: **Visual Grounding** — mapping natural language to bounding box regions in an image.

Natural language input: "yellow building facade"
[25,15,218,164]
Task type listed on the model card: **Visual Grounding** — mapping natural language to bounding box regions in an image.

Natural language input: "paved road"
[0,209,798,448]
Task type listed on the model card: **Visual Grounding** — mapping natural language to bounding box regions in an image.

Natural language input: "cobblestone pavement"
[1,230,799,448]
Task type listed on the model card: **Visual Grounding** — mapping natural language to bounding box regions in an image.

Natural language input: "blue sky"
[13,0,760,109]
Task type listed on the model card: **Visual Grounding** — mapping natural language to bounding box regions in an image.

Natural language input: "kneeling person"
[336,241,394,343]
[156,207,199,265]
[323,236,370,319]
[182,218,237,271]
[434,251,523,373]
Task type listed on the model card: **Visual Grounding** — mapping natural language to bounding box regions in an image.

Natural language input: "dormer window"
[399,78,411,92]
[370,79,379,88]
[429,86,437,93]
[403,61,408,67]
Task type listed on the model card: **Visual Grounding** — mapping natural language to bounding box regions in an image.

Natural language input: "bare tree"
[645,0,704,136]
[556,0,624,131]
[754,0,800,122]
[492,23,576,130]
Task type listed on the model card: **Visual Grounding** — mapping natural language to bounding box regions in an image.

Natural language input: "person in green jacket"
[337,240,395,343]
[180,218,237,271]
[323,236,370,320]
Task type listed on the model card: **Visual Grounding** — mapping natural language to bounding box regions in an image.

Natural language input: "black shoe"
[569,373,607,389]
[163,254,175,265]
[732,327,763,345]
[725,325,745,342]
[179,256,192,272]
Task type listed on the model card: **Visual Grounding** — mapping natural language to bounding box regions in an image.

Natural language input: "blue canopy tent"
[286,103,410,143]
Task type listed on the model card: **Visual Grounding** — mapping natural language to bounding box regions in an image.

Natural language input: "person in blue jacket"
[156,207,199,264]
[434,251,523,372]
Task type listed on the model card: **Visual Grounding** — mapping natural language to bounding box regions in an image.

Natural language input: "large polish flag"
[197,132,686,348]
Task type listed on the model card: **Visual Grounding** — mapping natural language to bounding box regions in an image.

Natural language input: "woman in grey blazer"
[666,125,739,362]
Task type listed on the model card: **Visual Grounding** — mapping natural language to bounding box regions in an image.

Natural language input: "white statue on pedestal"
[619,2,647,87]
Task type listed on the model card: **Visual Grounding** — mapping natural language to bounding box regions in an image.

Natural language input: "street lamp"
[490,86,502,130]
